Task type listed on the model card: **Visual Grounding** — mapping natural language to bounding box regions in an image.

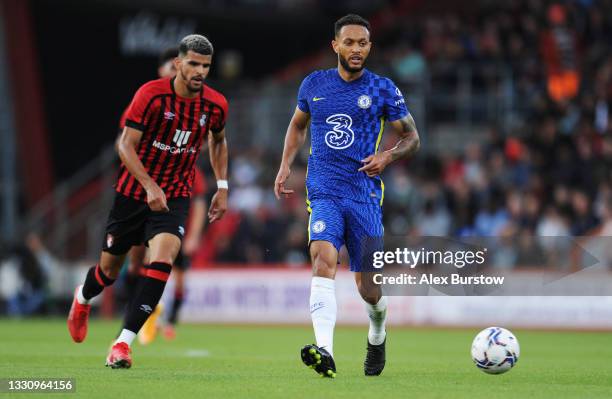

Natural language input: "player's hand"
[145,182,169,212]
[208,189,228,223]
[274,164,294,199]
[358,152,392,177]
[182,233,200,256]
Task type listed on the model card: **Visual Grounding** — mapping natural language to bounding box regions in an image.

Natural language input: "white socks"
[310,277,337,357]
[116,329,137,346]
[76,285,89,305]
[365,296,387,345]
[310,277,387,354]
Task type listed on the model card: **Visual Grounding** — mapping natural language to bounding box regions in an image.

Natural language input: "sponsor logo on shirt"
[172,129,191,147]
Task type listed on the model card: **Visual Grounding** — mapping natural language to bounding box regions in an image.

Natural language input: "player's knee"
[100,252,127,279]
[311,253,336,278]
[99,261,122,280]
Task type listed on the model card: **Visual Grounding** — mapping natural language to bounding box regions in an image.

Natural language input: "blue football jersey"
[297,68,409,205]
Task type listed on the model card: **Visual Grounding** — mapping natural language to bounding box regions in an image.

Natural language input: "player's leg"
[116,234,179,341]
[107,197,188,368]
[126,245,147,301]
[115,244,147,340]
[137,245,165,346]
[300,198,343,378]
[68,193,147,344]
[168,268,185,325]
[67,251,126,343]
[163,252,188,340]
[354,272,386,344]
[139,249,181,345]
[107,233,180,368]
[302,240,339,378]
[345,200,387,376]
[309,240,338,352]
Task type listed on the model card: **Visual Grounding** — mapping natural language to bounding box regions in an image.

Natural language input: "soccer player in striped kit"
[67,34,229,369]
[275,14,420,378]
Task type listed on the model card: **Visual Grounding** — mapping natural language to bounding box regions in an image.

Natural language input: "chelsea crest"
[357,95,372,109]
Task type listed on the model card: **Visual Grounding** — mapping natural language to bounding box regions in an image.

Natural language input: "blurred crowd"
[195,0,612,268]
[3,1,612,315]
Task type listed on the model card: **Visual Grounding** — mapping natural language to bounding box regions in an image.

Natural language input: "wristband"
[217,180,229,189]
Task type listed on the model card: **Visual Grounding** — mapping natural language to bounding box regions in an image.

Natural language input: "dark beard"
[178,69,202,93]
[339,54,364,73]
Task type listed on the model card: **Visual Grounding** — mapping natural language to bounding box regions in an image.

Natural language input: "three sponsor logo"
[324,114,355,150]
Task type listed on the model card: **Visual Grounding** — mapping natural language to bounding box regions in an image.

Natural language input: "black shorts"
[103,192,190,256]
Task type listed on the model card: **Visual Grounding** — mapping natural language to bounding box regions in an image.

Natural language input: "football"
[471,327,520,374]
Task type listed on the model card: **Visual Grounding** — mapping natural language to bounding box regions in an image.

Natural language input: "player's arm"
[207,128,228,223]
[358,114,420,177]
[274,107,310,199]
[117,126,168,212]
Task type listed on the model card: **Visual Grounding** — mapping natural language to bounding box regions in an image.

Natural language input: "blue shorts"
[307,196,384,272]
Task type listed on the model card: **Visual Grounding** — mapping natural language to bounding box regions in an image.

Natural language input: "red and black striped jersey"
[115,77,228,201]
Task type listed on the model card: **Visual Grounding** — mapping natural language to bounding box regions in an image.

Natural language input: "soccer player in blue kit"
[274,14,420,378]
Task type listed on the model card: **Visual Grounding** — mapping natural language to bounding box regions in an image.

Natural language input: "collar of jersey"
[334,67,369,84]
[170,76,204,100]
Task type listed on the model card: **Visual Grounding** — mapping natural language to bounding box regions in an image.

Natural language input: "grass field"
[0,319,611,398]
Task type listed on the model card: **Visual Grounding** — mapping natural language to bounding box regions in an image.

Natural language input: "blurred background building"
[0,0,611,319]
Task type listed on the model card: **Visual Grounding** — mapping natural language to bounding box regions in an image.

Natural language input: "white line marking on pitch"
[185,349,211,357]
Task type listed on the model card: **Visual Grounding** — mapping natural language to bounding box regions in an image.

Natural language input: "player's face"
[158,59,177,79]
[332,25,371,73]
[175,50,212,92]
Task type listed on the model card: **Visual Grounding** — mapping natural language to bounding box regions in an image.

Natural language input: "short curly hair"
[178,34,214,57]
[334,14,370,37]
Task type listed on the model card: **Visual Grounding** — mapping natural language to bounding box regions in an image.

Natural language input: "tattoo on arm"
[389,114,420,161]
[399,114,417,134]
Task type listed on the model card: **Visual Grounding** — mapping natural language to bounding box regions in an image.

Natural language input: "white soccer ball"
[471,327,520,374]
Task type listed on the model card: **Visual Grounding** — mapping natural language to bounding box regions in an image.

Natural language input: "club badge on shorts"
[312,220,326,233]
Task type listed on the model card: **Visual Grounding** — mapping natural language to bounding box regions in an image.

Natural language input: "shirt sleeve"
[296,74,311,113]
[124,84,155,132]
[383,78,409,122]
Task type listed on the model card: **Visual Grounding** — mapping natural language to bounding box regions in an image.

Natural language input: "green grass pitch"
[0,319,611,398]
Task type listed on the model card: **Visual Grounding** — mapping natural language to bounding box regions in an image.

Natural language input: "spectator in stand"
[540,4,581,103]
